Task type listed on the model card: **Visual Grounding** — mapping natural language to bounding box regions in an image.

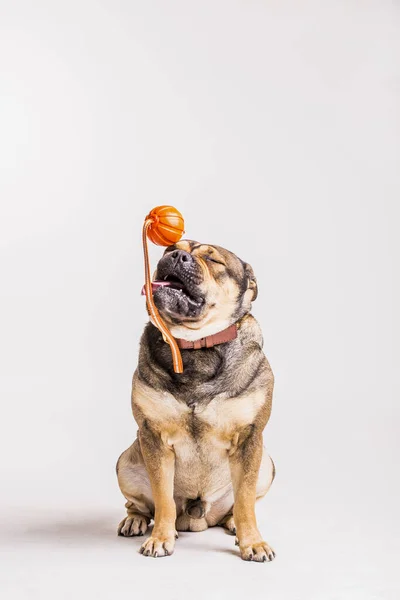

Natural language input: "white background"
[0,1,399,598]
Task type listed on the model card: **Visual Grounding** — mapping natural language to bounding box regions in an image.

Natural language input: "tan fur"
[117,241,275,562]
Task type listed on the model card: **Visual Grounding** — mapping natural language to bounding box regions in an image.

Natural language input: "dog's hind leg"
[255,451,276,500]
[219,513,236,535]
[116,441,154,537]
[216,449,275,535]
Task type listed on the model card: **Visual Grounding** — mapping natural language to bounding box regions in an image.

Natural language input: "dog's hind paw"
[118,514,149,537]
[220,514,236,535]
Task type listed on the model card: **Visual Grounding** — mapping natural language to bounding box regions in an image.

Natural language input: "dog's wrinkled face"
[153,240,257,335]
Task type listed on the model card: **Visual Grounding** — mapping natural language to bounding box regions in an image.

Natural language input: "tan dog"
[116,240,275,562]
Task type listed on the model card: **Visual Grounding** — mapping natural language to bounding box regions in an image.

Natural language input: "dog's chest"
[133,376,265,445]
[133,377,265,497]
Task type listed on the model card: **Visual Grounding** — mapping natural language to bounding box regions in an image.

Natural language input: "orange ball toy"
[145,205,185,246]
[142,206,185,373]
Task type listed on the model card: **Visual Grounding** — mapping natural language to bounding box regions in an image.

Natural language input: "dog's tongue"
[141,281,171,296]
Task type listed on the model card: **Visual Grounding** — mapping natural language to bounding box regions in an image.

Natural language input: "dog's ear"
[244,262,258,301]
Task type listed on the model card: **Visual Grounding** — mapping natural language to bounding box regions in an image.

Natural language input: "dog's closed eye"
[205,256,225,266]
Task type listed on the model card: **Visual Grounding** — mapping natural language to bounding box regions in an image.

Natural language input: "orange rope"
[142,218,183,373]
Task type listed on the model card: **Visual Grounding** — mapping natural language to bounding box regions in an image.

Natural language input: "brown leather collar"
[175,323,238,350]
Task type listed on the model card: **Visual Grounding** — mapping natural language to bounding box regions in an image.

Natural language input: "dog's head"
[152,240,257,339]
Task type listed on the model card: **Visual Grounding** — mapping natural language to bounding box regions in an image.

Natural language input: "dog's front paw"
[139,532,176,558]
[239,540,275,562]
[222,515,236,535]
[118,514,149,537]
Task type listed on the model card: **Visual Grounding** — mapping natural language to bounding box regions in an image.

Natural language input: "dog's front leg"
[229,428,275,562]
[138,424,177,558]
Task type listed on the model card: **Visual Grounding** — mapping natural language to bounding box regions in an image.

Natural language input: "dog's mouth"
[162,273,188,290]
[148,266,205,320]
[158,273,204,311]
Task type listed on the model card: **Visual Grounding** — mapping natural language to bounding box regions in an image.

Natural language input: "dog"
[116,240,275,562]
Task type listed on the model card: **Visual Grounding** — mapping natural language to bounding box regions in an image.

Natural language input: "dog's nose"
[171,249,193,266]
